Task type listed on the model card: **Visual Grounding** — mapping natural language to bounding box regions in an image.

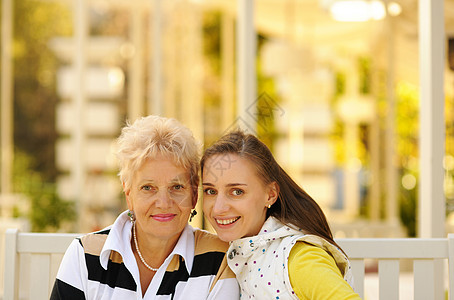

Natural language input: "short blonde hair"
[115,115,200,194]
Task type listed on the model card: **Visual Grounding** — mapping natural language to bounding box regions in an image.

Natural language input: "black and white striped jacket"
[50,211,239,300]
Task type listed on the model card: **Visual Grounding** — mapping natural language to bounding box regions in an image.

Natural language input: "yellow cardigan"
[288,242,362,300]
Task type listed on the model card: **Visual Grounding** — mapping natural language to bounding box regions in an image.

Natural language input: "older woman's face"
[125,155,195,242]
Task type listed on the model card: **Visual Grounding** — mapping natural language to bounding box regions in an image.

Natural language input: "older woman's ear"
[123,182,132,210]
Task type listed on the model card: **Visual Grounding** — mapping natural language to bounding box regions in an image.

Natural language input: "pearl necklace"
[133,222,159,272]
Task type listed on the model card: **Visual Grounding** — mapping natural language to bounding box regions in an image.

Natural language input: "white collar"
[99,210,195,275]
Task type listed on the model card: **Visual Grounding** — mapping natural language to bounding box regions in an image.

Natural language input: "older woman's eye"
[204,188,217,195]
[173,184,184,190]
[141,185,155,191]
[232,189,244,196]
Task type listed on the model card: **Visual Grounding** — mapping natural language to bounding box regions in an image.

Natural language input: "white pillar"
[1,0,13,203]
[163,4,177,119]
[180,1,203,228]
[128,5,145,121]
[344,122,360,219]
[221,13,235,132]
[368,56,381,221]
[418,1,445,299]
[180,2,203,142]
[150,0,163,116]
[418,0,445,238]
[369,113,380,221]
[237,0,256,131]
[73,0,88,228]
[385,17,398,224]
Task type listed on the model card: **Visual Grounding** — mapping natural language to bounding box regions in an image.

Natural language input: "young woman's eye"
[232,189,244,196]
[204,188,217,195]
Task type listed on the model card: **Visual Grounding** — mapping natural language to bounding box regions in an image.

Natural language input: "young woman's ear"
[266,181,279,206]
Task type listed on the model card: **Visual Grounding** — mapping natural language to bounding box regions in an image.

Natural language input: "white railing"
[337,236,454,300]
[2,229,453,300]
[3,228,79,300]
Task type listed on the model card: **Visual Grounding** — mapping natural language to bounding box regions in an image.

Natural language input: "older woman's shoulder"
[193,229,229,254]
[78,228,110,254]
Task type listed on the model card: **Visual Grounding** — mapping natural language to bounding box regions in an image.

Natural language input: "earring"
[267,204,271,209]
[189,210,197,222]
[128,210,135,222]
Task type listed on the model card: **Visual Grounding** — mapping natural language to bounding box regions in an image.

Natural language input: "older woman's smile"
[152,213,177,222]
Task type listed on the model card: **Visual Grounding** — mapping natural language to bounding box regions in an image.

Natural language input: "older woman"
[51,115,239,300]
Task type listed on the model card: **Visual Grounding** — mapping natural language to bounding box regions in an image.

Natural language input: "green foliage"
[255,36,281,151]
[331,72,346,165]
[358,57,371,94]
[8,1,74,231]
[13,152,76,232]
[200,13,281,151]
[399,172,418,237]
[396,82,419,236]
[13,0,71,182]
[331,58,421,234]
[396,83,419,162]
[445,91,454,213]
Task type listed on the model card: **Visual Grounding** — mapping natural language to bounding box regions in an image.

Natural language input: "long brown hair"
[201,130,344,252]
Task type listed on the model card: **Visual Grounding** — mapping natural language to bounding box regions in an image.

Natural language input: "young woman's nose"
[212,193,229,214]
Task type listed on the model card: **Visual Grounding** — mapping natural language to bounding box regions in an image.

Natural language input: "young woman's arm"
[288,242,361,300]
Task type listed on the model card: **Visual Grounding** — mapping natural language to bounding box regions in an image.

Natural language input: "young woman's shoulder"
[288,242,361,300]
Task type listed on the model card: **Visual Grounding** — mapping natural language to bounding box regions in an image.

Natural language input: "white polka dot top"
[227,217,354,299]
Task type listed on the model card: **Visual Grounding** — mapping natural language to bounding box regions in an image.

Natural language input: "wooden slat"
[29,254,51,299]
[350,259,365,299]
[337,238,448,259]
[378,259,399,300]
[16,233,80,254]
[448,234,454,300]
[4,228,19,300]
[414,260,435,300]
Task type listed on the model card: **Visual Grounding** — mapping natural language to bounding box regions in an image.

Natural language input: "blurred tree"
[201,12,280,150]
[13,151,75,232]
[4,0,75,231]
[396,82,419,237]
[446,90,454,214]
[13,0,71,181]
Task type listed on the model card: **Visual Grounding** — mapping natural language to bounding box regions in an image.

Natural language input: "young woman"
[201,130,361,299]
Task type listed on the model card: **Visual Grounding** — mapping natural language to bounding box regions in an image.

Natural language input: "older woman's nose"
[155,190,172,208]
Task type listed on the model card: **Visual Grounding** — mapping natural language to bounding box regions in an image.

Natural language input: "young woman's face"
[202,153,277,242]
[125,155,195,243]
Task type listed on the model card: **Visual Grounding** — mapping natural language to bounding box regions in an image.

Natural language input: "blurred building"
[0,0,452,238]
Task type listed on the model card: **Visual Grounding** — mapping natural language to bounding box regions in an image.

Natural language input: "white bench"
[3,228,80,300]
[2,229,454,300]
[337,235,454,300]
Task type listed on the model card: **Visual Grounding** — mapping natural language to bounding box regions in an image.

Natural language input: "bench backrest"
[3,229,454,300]
[3,228,80,300]
[337,235,454,300]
